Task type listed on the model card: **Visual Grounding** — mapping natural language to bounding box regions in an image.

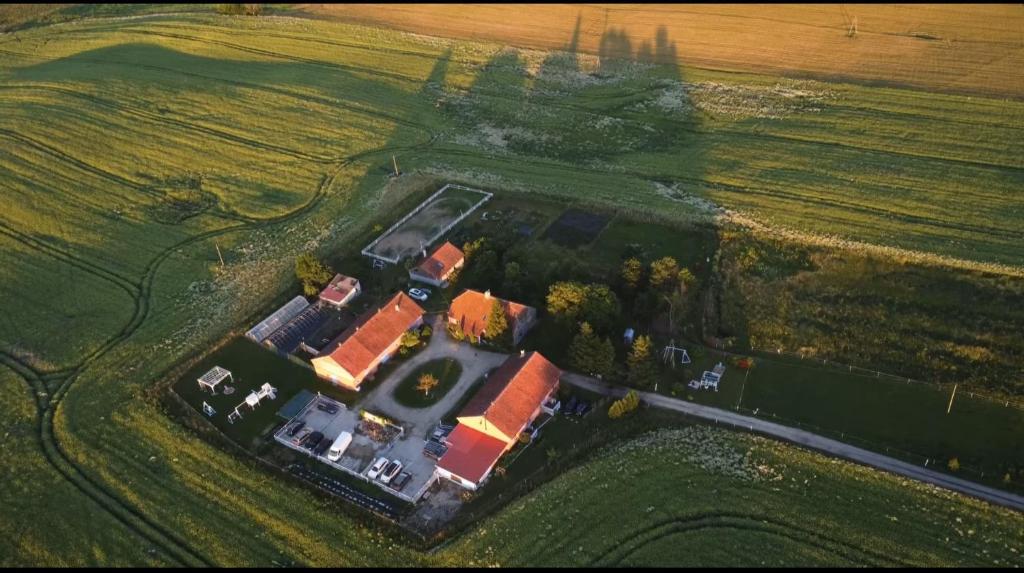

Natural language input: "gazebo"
[197,366,233,395]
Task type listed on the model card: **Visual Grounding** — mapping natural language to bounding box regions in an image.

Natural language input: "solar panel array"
[263,303,330,354]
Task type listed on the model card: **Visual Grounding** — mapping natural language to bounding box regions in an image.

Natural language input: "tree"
[399,330,421,355]
[485,300,509,343]
[609,390,640,419]
[621,257,644,290]
[417,373,439,397]
[948,457,960,472]
[677,267,696,293]
[503,261,522,297]
[627,335,660,388]
[569,322,615,379]
[546,281,621,333]
[650,256,680,291]
[295,253,333,296]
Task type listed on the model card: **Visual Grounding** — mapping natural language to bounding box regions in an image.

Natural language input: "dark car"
[316,401,339,415]
[313,438,331,457]
[576,401,592,417]
[391,472,412,492]
[286,421,305,437]
[303,431,324,449]
[564,396,579,415]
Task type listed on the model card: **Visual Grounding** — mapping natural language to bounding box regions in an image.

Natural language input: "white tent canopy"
[198,366,232,394]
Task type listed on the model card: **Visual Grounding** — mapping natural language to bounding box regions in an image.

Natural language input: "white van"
[326,431,353,462]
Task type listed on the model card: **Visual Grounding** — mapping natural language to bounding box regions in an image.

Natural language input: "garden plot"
[541,208,610,248]
[362,184,492,264]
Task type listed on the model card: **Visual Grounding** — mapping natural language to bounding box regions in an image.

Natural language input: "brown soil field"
[295,3,1024,98]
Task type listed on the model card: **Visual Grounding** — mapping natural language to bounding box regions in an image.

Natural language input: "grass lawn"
[392,358,463,408]
[173,337,360,450]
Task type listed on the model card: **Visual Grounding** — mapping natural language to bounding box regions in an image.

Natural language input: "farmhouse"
[311,292,425,390]
[409,241,464,287]
[318,273,361,307]
[435,351,561,490]
[448,289,537,345]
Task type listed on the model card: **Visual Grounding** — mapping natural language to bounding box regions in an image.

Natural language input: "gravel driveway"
[359,314,508,437]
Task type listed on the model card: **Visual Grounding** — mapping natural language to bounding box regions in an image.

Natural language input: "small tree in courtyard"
[948,457,960,472]
[417,373,439,397]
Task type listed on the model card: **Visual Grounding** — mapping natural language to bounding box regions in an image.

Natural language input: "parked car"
[313,438,331,457]
[367,457,389,480]
[564,396,579,415]
[576,401,592,417]
[407,288,429,302]
[303,431,324,449]
[291,427,312,446]
[381,460,403,484]
[286,421,305,437]
[391,472,412,491]
[316,401,339,415]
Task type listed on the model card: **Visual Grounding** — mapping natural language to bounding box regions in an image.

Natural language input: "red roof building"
[318,273,361,307]
[436,351,561,489]
[409,241,464,287]
[311,292,424,390]
[447,289,537,345]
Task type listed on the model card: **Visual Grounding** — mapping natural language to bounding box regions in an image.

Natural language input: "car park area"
[273,394,440,502]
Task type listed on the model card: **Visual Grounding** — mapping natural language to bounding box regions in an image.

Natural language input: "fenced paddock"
[362,184,492,264]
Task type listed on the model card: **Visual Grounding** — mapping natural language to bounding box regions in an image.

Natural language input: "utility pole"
[946,383,958,414]
[215,243,225,267]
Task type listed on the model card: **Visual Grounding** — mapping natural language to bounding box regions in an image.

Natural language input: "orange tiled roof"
[414,241,464,281]
[459,351,560,442]
[448,289,533,341]
[437,424,508,485]
[321,292,424,377]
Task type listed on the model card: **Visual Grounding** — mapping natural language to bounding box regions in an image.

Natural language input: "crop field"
[303,3,1024,99]
[439,426,1024,567]
[363,184,490,262]
[0,5,1021,567]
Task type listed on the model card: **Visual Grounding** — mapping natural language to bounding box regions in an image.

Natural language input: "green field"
[439,425,1024,567]
[0,6,1022,567]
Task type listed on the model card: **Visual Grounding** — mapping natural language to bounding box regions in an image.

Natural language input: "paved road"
[562,372,1024,513]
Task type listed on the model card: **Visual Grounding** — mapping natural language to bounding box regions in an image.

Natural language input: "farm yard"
[0,4,1022,568]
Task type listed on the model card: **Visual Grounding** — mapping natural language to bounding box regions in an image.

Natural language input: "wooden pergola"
[197,366,233,394]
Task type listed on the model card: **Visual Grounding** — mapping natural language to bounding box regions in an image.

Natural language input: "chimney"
[484,289,491,299]
[520,349,525,358]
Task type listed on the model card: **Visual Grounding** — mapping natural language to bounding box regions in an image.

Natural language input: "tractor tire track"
[0,126,155,195]
[589,512,906,567]
[0,222,139,296]
[0,52,435,138]
[0,84,331,163]
[5,120,438,566]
